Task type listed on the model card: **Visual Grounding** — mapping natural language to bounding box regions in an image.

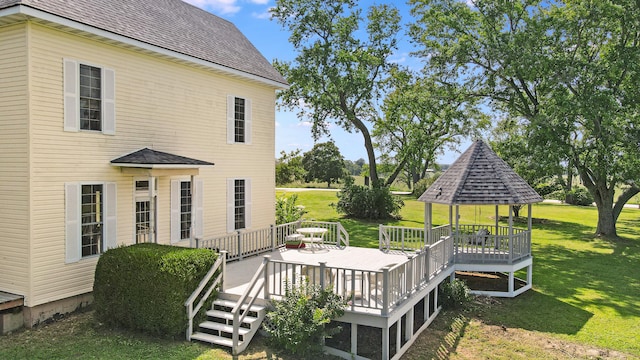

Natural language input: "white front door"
[135,179,156,243]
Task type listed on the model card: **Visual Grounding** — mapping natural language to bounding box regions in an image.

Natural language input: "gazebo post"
[508,205,514,264]
[424,202,432,246]
[495,205,499,237]
[448,205,453,236]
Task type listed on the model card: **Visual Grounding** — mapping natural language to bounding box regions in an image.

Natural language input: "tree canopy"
[271,0,401,184]
[302,141,347,188]
[410,0,640,238]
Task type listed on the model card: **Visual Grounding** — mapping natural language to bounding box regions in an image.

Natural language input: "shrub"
[265,280,346,357]
[440,279,473,309]
[275,193,307,225]
[332,178,404,219]
[565,186,594,206]
[94,244,218,338]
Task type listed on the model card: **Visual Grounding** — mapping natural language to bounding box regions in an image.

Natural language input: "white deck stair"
[191,298,266,353]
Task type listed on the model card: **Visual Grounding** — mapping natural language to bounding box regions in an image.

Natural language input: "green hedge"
[93,244,218,338]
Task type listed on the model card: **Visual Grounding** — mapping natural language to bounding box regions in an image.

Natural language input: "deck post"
[221,251,227,292]
[424,292,430,320]
[319,262,327,289]
[425,247,430,280]
[508,271,514,295]
[382,267,390,316]
[396,318,402,355]
[382,325,390,360]
[263,256,271,300]
[270,224,276,250]
[237,231,243,260]
[350,322,358,356]
[406,307,414,342]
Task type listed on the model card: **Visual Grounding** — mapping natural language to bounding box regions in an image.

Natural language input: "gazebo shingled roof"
[418,140,542,205]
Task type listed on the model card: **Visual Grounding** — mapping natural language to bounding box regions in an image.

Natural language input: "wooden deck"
[0,291,23,311]
[223,245,411,298]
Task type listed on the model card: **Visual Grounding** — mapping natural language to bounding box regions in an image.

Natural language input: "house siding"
[25,23,277,306]
[0,23,30,300]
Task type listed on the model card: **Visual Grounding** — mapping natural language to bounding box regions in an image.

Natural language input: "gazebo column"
[424,203,432,246]
[508,205,513,264]
[495,205,499,235]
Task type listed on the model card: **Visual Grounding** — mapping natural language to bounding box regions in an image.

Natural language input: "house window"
[234,179,246,230]
[227,95,251,144]
[234,97,245,143]
[79,64,102,131]
[64,59,115,135]
[180,181,192,239]
[81,184,103,257]
[171,179,203,243]
[66,182,116,263]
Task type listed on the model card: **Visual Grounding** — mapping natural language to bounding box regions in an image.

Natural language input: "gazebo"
[418,140,543,297]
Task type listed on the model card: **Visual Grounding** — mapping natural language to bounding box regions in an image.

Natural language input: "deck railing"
[379,225,425,252]
[453,224,530,264]
[380,223,531,264]
[196,220,348,260]
[378,224,453,252]
[263,235,454,316]
[184,251,226,341]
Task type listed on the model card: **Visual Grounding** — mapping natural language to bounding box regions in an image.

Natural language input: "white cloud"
[298,121,313,127]
[182,0,241,15]
[248,0,269,4]
[252,10,271,19]
[275,121,280,127]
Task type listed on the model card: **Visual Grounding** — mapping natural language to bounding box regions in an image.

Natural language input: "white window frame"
[227,95,252,145]
[227,178,251,233]
[65,182,117,263]
[64,58,115,135]
[171,179,203,243]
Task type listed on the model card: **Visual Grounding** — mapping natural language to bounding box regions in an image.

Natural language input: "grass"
[1,190,638,359]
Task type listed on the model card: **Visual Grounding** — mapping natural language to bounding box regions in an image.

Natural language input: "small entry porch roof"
[110,147,214,176]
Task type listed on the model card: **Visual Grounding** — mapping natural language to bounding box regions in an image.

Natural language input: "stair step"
[200,321,251,336]
[213,299,265,313]
[206,309,259,324]
[191,332,237,347]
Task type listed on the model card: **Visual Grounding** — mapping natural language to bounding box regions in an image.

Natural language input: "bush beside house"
[93,244,218,338]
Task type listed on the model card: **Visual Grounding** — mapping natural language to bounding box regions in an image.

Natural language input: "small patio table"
[296,227,328,250]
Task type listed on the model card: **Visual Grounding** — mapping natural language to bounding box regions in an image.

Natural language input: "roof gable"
[0,0,287,86]
[418,140,543,205]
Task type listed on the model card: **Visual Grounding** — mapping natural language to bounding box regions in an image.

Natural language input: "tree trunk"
[384,157,407,186]
[512,205,521,218]
[595,204,617,238]
[588,184,617,238]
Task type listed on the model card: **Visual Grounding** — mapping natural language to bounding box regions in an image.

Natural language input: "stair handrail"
[184,251,226,341]
[337,222,349,247]
[231,255,270,355]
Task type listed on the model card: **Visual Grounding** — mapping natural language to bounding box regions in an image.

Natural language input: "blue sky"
[183,0,468,164]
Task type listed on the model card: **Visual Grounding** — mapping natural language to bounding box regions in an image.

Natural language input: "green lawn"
[1,190,638,359]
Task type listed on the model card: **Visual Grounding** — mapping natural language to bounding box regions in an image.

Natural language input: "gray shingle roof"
[0,0,287,86]
[111,148,214,167]
[418,140,542,205]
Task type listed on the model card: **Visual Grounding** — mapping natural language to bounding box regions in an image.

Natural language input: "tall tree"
[410,0,640,238]
[302,141,347,188]
[374,68,488,186]
[271,0,401,184]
